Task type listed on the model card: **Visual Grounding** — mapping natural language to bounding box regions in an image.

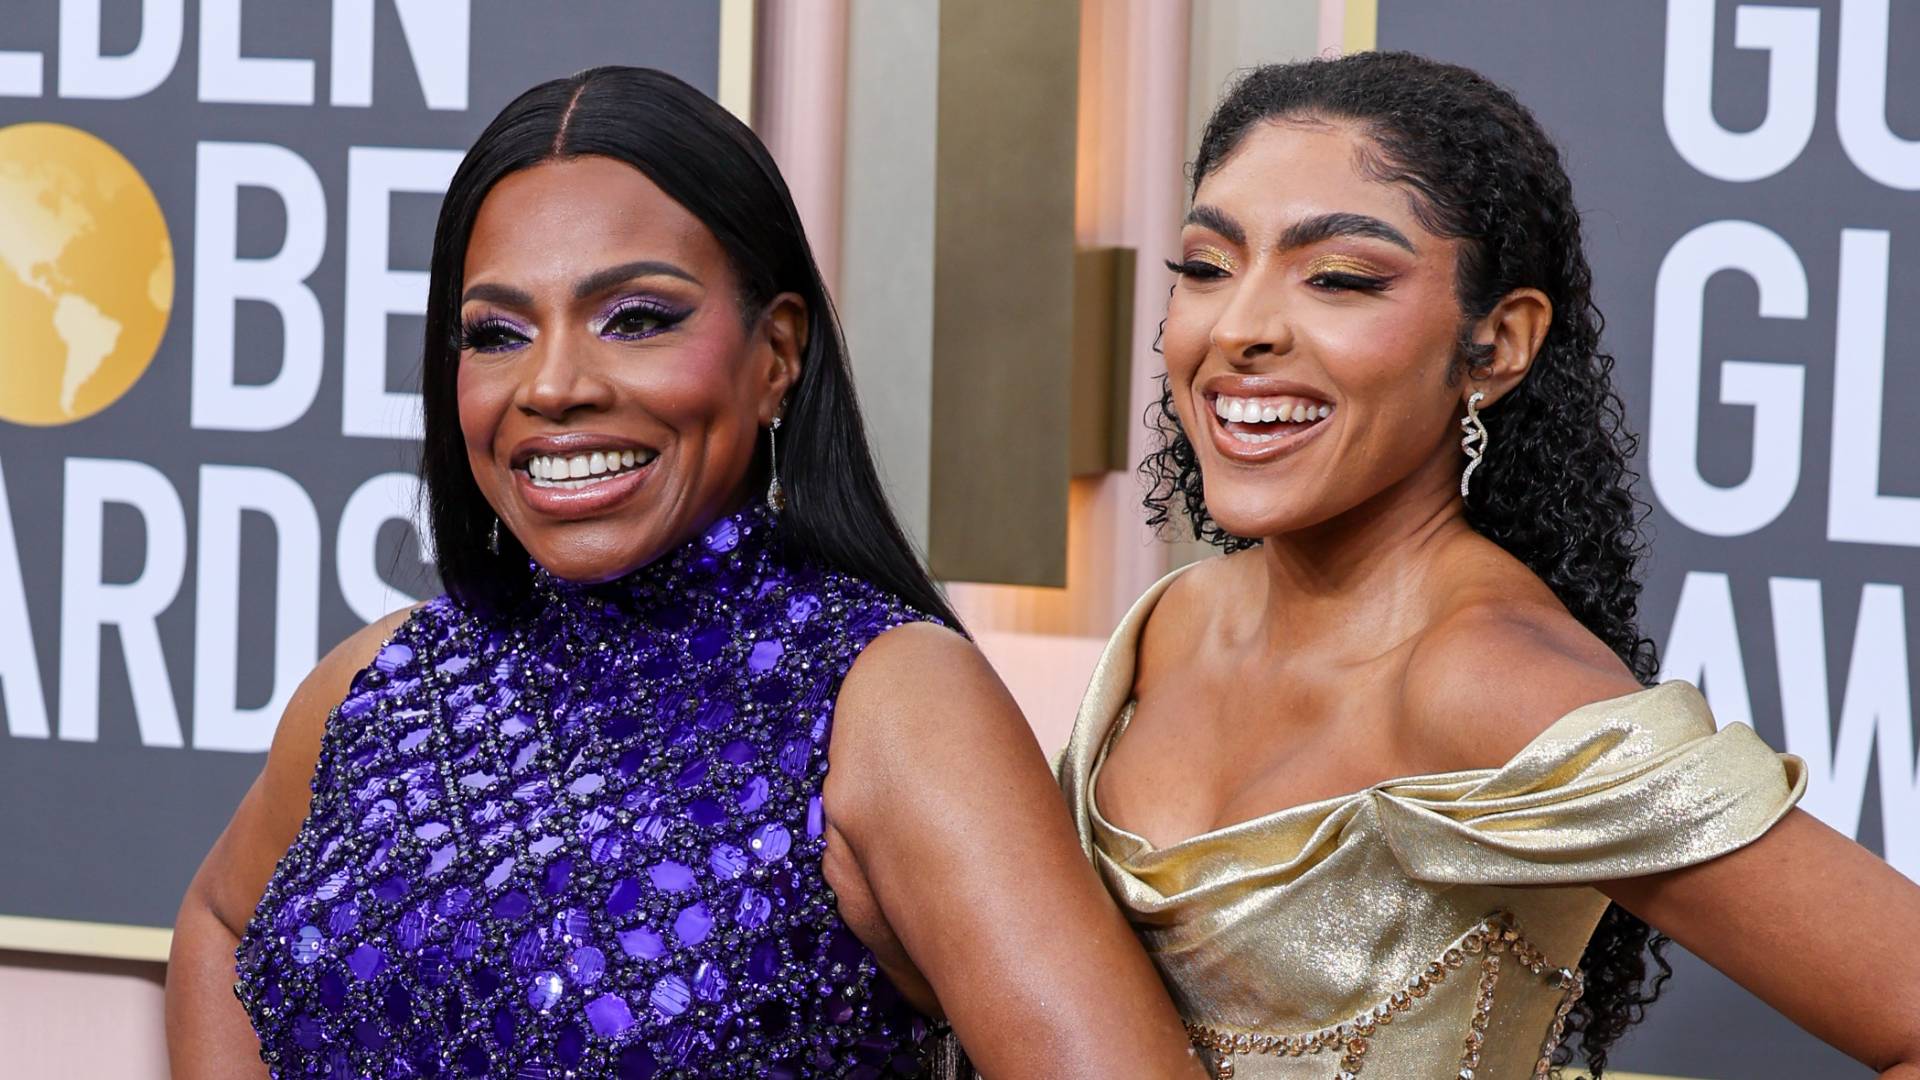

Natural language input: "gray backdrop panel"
[1380,1,1915,1076]
[0,2,720,934]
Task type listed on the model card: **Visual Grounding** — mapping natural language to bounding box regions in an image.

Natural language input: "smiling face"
[456,155,801,583]
[1163,118,1475,541]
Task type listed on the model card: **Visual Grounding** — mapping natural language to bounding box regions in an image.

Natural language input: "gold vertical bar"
[928,0,1082,585]
[1344,0,1379,53]
[717,0,757,123]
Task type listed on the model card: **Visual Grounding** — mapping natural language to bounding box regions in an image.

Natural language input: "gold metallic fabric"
[1057,569,1805,1079]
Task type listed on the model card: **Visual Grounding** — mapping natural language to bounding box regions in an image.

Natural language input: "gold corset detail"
[1056,566,1805,1080]
[1184,912,1583,1080]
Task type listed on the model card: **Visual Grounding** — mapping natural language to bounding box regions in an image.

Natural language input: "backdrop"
[1379,1,1918,1075]
[0,1,725,949]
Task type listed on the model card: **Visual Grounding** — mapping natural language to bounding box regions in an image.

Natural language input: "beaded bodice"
[1058,566,1806,1079]
[235,507,934,1078]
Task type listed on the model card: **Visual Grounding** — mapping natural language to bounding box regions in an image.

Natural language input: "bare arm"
[822,622,1204,1079]
[164,608,415,1080]
[1605,810,1920,1079]
[1410,601,1920,1076]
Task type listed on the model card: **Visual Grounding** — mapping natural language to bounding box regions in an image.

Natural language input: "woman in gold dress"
[1057,53,1920,1079]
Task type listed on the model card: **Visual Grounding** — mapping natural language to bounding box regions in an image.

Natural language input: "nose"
[1209,279,1293,366]
[516,331,615,421]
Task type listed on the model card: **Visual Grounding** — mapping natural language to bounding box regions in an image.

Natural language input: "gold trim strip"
[0,915,172,963]
[717,0,756,123]
[1343,0,1378,54]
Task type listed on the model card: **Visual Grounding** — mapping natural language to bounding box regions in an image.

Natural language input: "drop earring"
[766,416,785,513]
[1459,391,1489,498]
[489,518,501,554]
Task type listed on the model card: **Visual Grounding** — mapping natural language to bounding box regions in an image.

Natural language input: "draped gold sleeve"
[1056,566,1806,1078]
[1371,681,1806,886]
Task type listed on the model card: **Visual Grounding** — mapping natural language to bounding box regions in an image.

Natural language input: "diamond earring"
[1459,391,1489,498]
[766,416,785,513]
[489,518,501,554]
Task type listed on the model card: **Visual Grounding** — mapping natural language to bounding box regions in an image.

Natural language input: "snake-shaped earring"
[1459,391,1488,498]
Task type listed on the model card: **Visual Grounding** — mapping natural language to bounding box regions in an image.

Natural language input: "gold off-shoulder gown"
[1055,569,1806,1079]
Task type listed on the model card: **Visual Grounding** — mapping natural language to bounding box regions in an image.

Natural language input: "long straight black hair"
[420,66,958,629]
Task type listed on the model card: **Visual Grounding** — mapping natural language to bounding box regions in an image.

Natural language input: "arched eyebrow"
[1182,205,1416,255]
[1184,204,1245,246]
[461,260,703,308]
[1278,211,1415,253]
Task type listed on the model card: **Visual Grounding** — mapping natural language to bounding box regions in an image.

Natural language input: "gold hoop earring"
[1459,391,1489,498]
[766,416,785,513]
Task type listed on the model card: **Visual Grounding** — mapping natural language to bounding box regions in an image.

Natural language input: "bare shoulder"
[1136,551,1248,677]
[827,621,1037,833]
[833,621,1024,761]
[257,603,425,833]
[1400,591,1644,771]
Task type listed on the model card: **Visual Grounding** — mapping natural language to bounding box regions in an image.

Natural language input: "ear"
[755,291,808,423]
[1465,286,1551,407]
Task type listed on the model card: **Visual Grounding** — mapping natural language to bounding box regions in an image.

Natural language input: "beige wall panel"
[839,0,942,552]
[928,0,1082,585]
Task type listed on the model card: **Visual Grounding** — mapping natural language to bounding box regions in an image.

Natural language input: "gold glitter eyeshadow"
[1303,253,1390,277]
[1189,246,1238,273]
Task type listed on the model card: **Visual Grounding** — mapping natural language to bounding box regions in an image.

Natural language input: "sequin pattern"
[236,507,934,1078]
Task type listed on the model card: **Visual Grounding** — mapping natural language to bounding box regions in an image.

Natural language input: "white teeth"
[524,448,657,488]
[1212,394,1333,427]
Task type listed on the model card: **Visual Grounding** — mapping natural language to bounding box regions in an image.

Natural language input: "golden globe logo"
[0,122,173,426]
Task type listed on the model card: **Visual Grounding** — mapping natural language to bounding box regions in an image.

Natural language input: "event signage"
[1382,1,1918,1074]
[0,1,724,945]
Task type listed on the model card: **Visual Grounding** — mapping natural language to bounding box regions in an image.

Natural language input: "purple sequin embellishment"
[585,993,634,1037]
[233,505,931,1076]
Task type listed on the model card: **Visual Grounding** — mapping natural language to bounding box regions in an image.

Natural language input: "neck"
[1252,462,1473,657]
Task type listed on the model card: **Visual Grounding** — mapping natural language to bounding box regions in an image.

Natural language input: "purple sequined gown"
[235,507,936,1078]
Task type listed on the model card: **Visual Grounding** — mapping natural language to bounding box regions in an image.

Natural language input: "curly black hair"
[1144,51,1669,1074]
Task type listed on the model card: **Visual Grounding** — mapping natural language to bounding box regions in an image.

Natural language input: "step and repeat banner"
[1380,0,1917,1075]
[0,1,725,952]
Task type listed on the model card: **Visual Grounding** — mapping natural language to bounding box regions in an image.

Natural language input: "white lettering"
[191,465,320,754]
[57,0,183,100]
[1770,578,1917,880]
[342,146,460,440]
[0,39,43,98]
[197,0,314,105]
[1658,570,1757,728]
[0,458,50,738]
[1828,229,1920,546]
[1836,0,1920,190]
[191,141,327,432]
[1649,220,1808,537]
[337,471,433,625]
[57,458,186,747]
[330,0,471,110]
[1663,0,1820,182]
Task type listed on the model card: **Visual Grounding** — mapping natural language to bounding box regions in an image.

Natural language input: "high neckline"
[526,501,782,616]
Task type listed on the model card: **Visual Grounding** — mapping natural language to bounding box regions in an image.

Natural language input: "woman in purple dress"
[165,67,1203,1080]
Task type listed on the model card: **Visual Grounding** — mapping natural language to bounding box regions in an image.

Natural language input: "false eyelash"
[457,317,529,353]
[1166,258,1231,280]
[1308,271,1393,293]
[596,297,691,341]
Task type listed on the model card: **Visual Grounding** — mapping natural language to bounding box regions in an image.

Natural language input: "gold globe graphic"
[0,122,173,426]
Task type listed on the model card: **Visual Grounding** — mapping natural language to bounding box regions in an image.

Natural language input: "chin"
[1200,485,1317,543]
[522,530,662,585]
